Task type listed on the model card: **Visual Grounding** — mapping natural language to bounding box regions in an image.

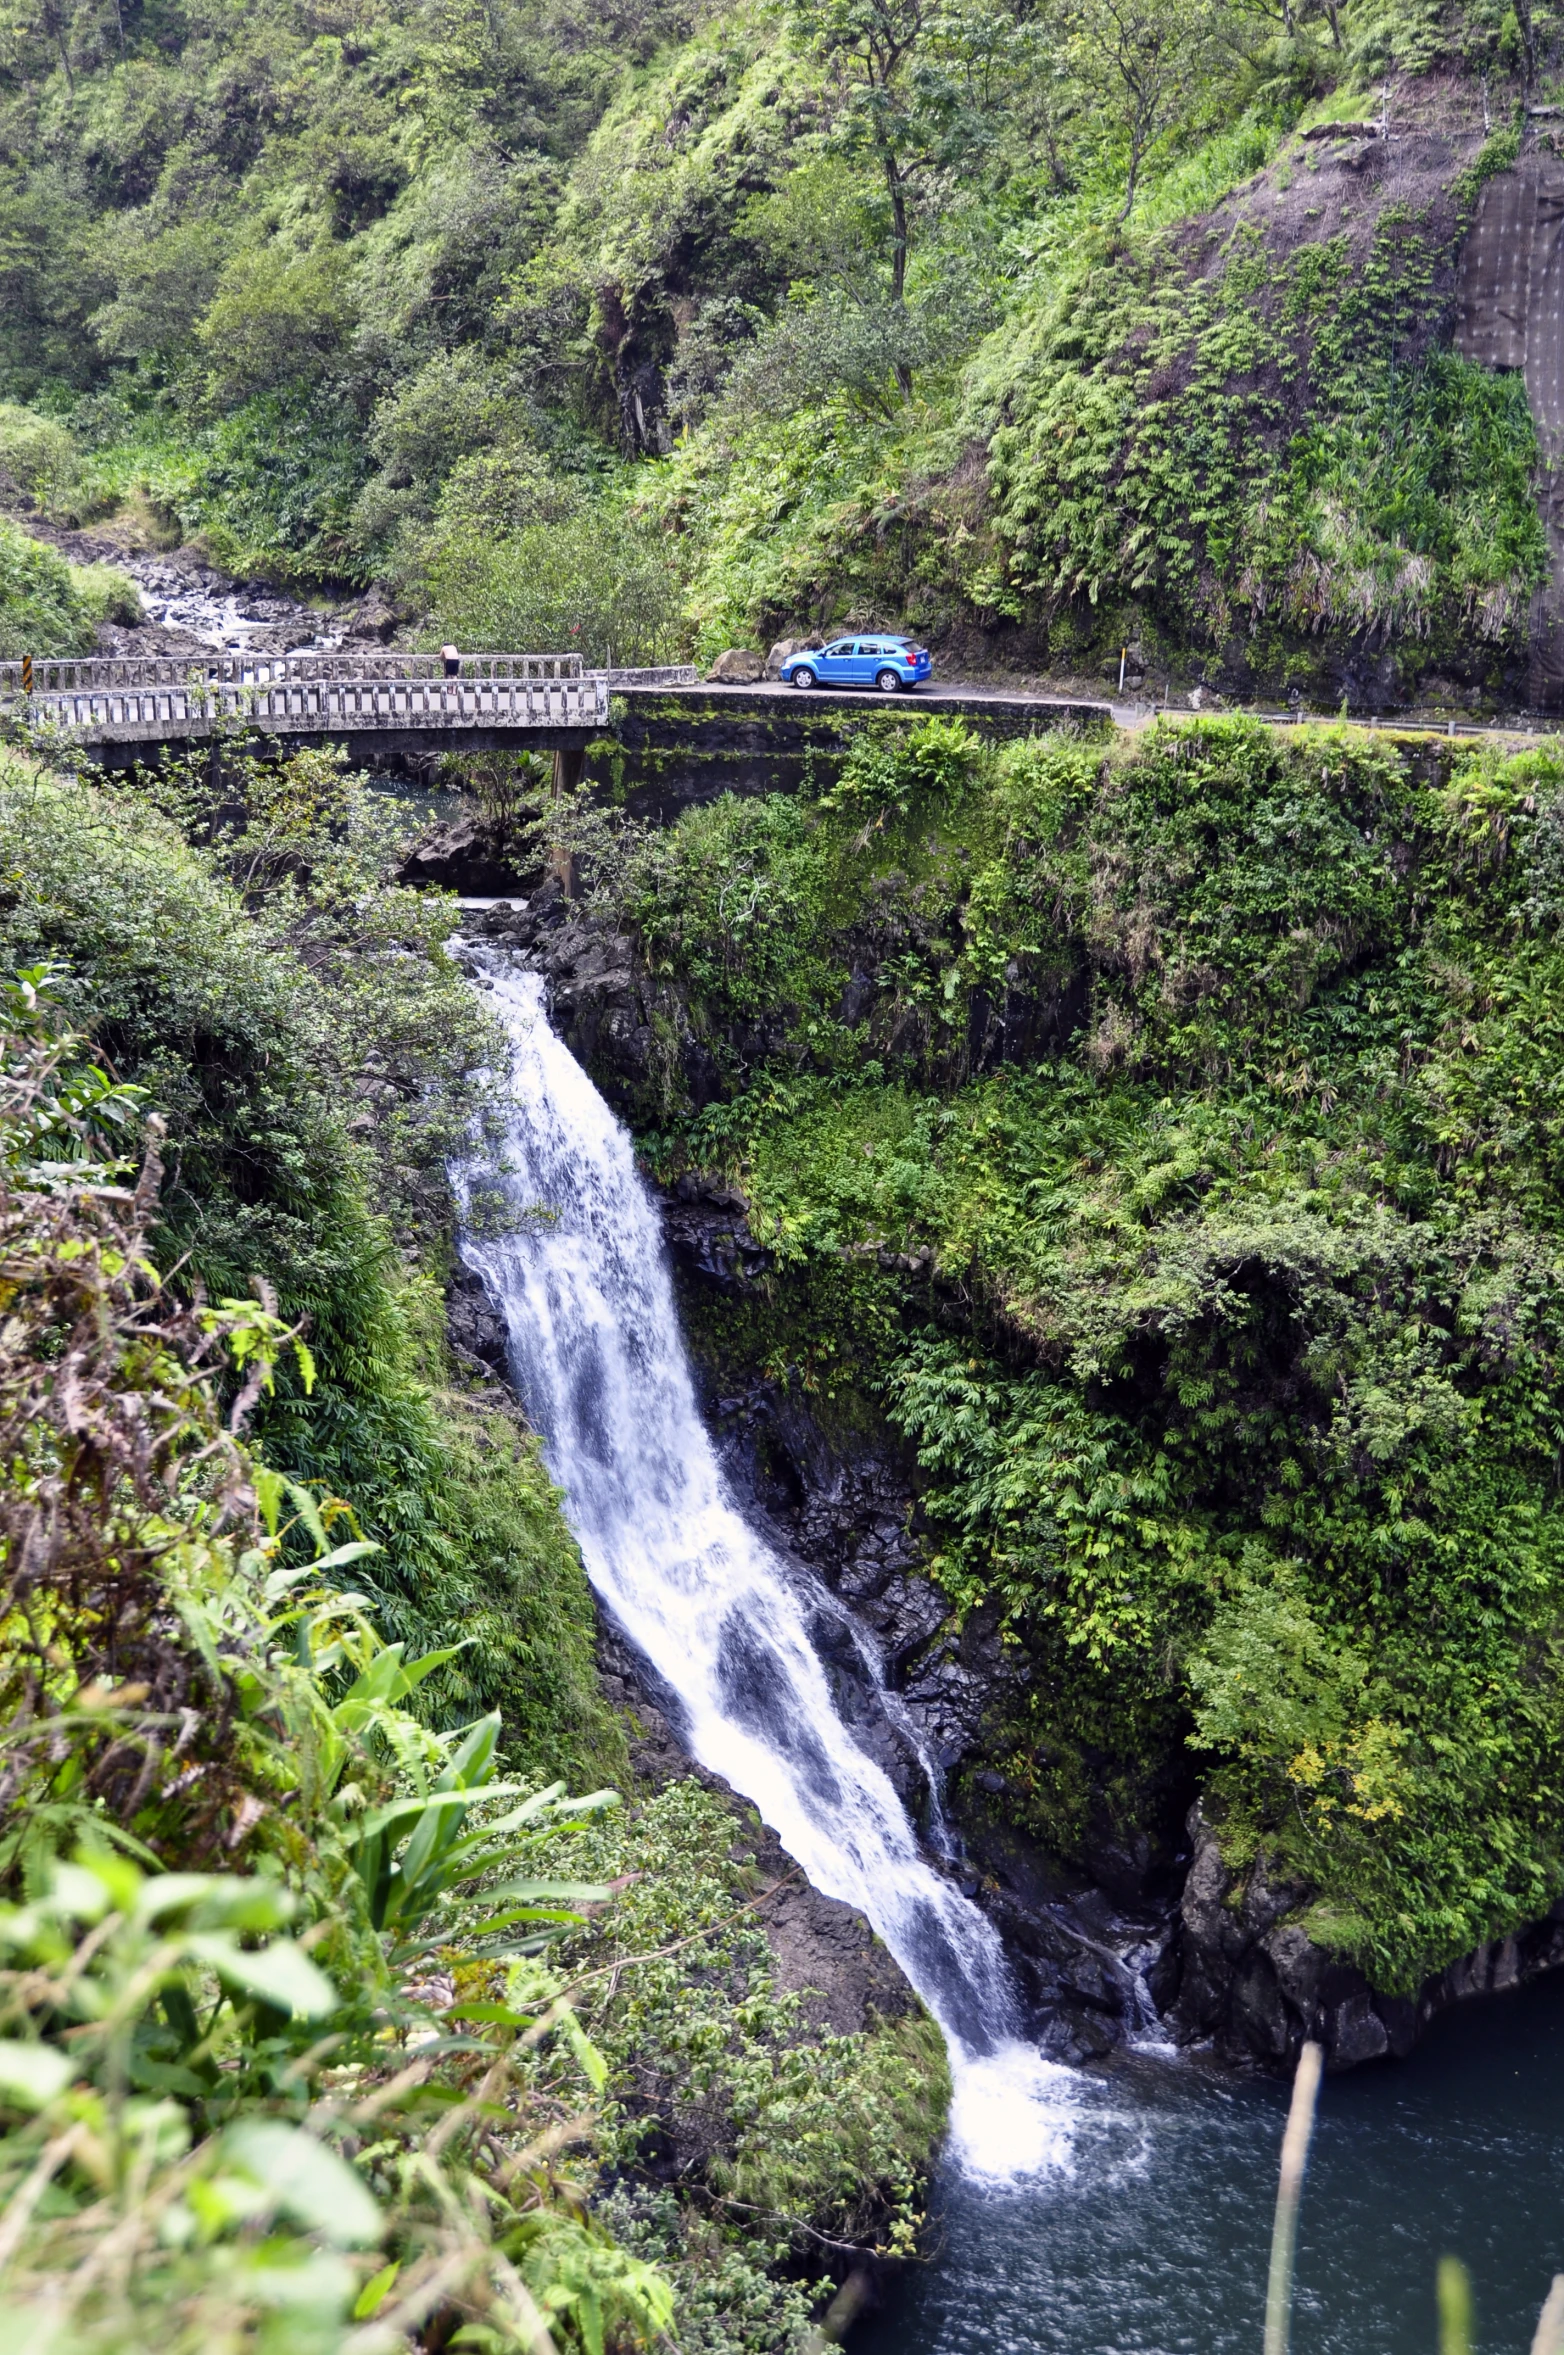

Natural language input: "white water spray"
[454,953,1078,2178]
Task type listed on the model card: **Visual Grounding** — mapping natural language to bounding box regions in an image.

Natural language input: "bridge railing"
[1,669,608,743]
[0,650,587,695]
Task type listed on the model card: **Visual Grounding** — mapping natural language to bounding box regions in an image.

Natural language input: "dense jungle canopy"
[0,0,1557,691]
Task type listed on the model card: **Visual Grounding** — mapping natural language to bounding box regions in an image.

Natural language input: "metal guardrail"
[0,656,608,743]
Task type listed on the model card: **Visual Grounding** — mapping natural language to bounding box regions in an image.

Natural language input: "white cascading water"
[454,952,1079,2177]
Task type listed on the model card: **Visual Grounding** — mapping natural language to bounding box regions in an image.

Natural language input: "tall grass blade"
[1439,2256,1473,2355]
[1263,2040,1324,2355]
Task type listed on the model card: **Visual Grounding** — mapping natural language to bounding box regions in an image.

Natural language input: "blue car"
[780,633,932,693]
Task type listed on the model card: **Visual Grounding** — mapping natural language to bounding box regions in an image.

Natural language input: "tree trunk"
[888,166,909,305]
[886,158,913,397]
[1119,126,1144,222]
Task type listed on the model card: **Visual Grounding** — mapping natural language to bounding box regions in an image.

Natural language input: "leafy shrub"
[824,712,984,820]
[424,512,686,665]
[71,560,143,624]
[0,401,75,503]
[623,793,842,1032]
[0,987,674,2351]
[0,752,617,1774]
[0,517,101,656]
[545,1779,951,2256]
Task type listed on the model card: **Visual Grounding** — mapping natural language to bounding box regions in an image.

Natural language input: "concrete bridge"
[0,651,699,764]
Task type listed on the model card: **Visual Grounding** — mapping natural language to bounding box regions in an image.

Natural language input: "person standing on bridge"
[442,643,461,677]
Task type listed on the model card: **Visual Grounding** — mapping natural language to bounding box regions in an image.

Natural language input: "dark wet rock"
[1167,1804,1564,2071]
[338,586,402,642]
[471,872,1093,1117]
[93,617,213,658]
[472,886,703,1111]
[399,812,544,897]
[682,1341,1185,2063]
[662,1173,772,1287]
[446,1262,510,1380]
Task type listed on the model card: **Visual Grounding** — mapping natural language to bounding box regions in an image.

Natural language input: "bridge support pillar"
[549,747,585,895]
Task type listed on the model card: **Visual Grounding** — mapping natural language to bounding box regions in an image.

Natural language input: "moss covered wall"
[590,686,1111,817]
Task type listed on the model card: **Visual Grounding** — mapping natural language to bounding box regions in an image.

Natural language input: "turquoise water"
[859,1970,1564,2355]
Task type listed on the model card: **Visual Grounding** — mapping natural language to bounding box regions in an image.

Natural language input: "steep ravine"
[461,885,1564,2080]
[664,1182,1564,2076]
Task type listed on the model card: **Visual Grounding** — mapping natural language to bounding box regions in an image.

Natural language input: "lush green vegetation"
[567,711,1564,1990]
[0,510,139,653]
[0,744,617,1770]
[0,0,1551,693]
[0,966,671,2351]
[0,741,952,2349]
[545,1779,950,2347]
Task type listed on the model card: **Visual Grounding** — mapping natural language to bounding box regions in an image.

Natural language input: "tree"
[1066,0,1221,219]
[791,0,1010,388]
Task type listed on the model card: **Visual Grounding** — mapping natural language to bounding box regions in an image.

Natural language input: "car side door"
[849,638,881,684]
[817,638,856,684]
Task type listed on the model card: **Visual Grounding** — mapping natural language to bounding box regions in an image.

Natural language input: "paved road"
[673,677,1553,739]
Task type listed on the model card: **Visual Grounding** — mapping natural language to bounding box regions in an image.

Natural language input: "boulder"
[707,646,766,683]
[765,637,809,677]
[1166,1803,1564,2071]
[398,813,542,897]
[340,586,400,642]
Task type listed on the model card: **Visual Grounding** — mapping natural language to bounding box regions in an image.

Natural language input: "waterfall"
[454,951,1079,2178]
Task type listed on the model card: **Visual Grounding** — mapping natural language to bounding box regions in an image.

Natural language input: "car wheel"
[791,666,816,690]
[875,668,903,693]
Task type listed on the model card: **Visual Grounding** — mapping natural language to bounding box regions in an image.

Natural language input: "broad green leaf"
[188,1933,337,2019]
[435,1711,501,1793]
[472,1877,614,1906]
[557,2007,609,2094]
[353,2261,401,2320]
[0,2040,72,2108]
[52,1852,136,1918]
[223,2120,382,2248]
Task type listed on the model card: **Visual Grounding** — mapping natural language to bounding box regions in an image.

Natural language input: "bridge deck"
[0,653,700,751]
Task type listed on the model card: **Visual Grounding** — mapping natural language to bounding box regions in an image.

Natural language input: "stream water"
[453,953,1564,2353]
[119,553,344,654]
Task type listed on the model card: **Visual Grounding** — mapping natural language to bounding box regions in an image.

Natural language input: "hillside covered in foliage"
[0,0,1556,697]
[539,708,1564,1997]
